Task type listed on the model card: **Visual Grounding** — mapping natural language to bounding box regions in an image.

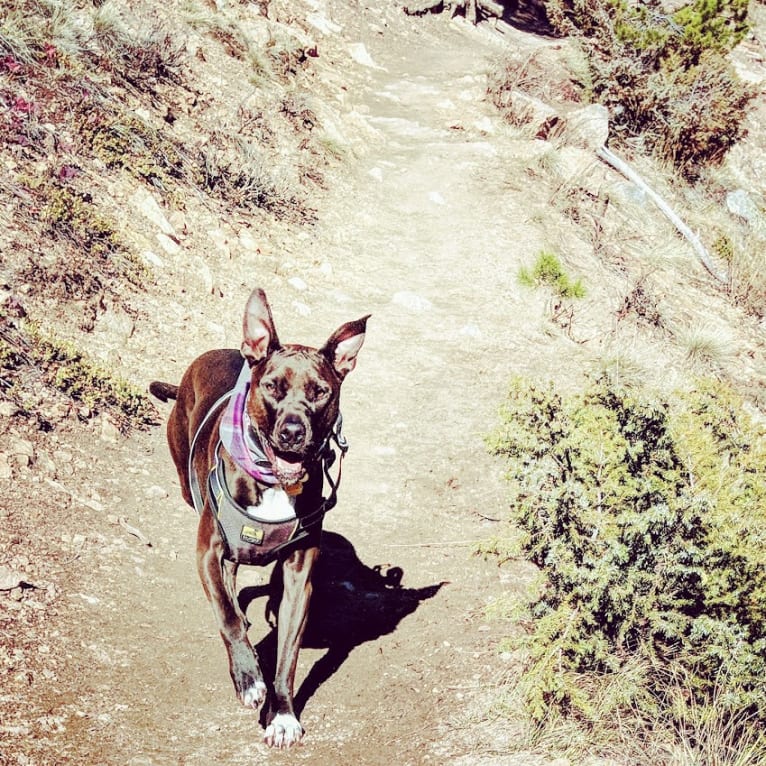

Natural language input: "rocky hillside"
[1,0,766,764]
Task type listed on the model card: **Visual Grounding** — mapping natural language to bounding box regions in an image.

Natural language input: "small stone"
[130,189,175,236]
[95,306,135,341]
[609,181,648,207]
[473,116,495,134]
[392,291,433,312]
[82,496,105,512]
[141,250,165,268]
[77,593,100,605]
[0,565,23,590]
[156,233,181,256]
[193,258,214,293]
[560,103,610,150]
[349,43,383,70]
[167,211,187,235]
[207,228,231,257]
[238,231,259,253]
[206,321,225,338]
[727,189,766,231]
[9,437,34,458]
[306,12,342,34]
[43,401,71,423]
[428,191,445,205]
[99,416,121,444]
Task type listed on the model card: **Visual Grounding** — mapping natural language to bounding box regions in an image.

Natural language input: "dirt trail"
[10,16,560,766]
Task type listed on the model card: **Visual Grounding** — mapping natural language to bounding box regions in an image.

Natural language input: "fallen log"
[403,0,503,23]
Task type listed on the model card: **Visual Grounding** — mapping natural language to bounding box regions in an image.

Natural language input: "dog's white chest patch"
[247,488,296,522]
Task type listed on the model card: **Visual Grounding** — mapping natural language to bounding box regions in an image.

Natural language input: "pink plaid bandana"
[219,363,278,485]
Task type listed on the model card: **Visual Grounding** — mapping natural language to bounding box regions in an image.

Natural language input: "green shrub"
[486,377,766,730]
[1,317,157,432]
[40,181,121,258]
[542,0,754,177]
[79,106,186,190]
[672,0,750,61]
[18,176,149,299]
[518,251,586,299]
[36,327,157,430]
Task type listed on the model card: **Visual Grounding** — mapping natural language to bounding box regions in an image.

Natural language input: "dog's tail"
[148,381,179,402]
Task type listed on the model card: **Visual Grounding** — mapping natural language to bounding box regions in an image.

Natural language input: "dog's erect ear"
[321,315,370,379]
[241,288,281,364]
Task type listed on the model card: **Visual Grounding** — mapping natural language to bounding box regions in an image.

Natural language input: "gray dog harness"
[188,382,347,565]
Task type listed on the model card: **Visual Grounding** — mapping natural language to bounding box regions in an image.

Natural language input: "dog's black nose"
[278,417,306,449]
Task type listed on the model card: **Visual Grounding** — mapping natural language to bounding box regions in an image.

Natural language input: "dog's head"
[239,288,369,488]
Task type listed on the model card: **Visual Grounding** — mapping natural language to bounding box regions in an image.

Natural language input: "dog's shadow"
[238,530,446,718]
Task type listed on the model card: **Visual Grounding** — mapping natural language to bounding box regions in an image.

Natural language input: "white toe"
[242,682,267,709]
[264,713,304,748]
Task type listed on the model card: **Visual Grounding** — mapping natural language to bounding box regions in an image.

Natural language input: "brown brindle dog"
[149,288,368,748]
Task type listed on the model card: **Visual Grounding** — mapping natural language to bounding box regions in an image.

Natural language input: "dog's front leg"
[264,544,320,748]
[197,509,267,708]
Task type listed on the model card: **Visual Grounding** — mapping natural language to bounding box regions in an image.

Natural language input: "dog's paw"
[263,713,304,748]
[241,681,267,709]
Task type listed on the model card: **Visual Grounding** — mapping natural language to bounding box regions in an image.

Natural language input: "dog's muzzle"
[262,441,308,490]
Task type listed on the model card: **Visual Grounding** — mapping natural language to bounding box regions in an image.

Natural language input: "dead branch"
[596,145,728,284]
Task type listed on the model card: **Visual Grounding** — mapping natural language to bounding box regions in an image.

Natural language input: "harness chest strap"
[207,449,300,565]
[188,390,231,515]
[207,443,342,565]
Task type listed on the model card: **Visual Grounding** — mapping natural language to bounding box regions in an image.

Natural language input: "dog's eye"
[261,379,279,397]
[307,384,330,403]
